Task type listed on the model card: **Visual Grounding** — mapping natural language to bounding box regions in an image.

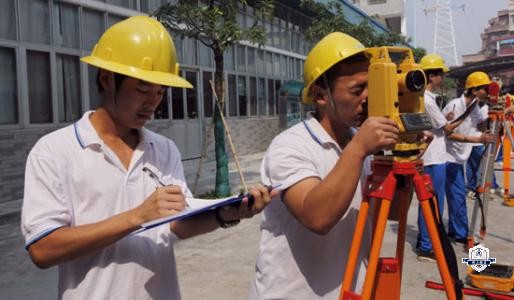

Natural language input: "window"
[275,80,281,115]
[83,9,105,51]
[27,51,52,123]
[236,45,246,72]
[267,79,275,115]
[183,37,197,66]
[224,46,235,71]
[0,1,16,40]
[56,54,82,122]
[368,0,386,4]
[258,78,266,115]
[0,47,18,124]
[171,31,183,64]
[53,3,80,49]
[154,89,169,119]
[88,67,102,110]
[141,0,166,14]
[256,50,264,75]
[203,72,213,118]
[273,54,281,77]
[198,41,213,68]
[247,48,255,74]
[172,87,184,119]
[249,77,257,116]
[265,52,273,76]
[107,0,137,9]
[228,74,237,117]
[185,71,198,119]
[238,76,247,116]
[20,0,50,45]
[107,14,125,29]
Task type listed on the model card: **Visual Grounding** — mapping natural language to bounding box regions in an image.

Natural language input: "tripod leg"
[341,197,371,296]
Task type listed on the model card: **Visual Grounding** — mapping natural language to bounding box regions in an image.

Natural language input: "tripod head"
[367,47,433,158]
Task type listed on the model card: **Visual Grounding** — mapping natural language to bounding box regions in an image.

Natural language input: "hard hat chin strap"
[323,73,343,124]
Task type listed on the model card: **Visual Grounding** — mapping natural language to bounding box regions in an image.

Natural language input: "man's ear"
[98,69,113,92]
[311,85,328,106]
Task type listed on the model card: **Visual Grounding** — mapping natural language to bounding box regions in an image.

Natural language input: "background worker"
[249,32,400,299]
[465,72,501,197]
[21,16,273,300]
[442,71,494,245]
[416,54,468,262]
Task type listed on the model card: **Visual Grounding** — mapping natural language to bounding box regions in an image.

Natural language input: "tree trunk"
[213,52,230,197]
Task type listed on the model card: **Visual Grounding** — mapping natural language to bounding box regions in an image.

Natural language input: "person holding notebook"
[21,16,273,300]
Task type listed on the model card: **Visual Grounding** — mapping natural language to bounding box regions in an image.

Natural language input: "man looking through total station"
[249,32,401,299]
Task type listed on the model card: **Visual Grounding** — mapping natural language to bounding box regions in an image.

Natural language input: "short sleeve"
[261,141,319,191]
[21,148,70,249]
[425,95,448,130]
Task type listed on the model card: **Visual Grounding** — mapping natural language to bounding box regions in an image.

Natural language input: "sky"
[404,0,509,66]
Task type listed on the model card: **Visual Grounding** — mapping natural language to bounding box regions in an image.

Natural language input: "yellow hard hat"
[419,54,449,72]
[302,32,367,104]
[465,71,491,89]
[81,16,192,88]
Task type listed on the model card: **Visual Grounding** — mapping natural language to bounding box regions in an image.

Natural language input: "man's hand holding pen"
[132,185,188,226]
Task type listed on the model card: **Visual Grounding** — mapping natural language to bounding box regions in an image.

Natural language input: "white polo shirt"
[442,95,488,164]
[249,116,372,300]
[422,90,450,166]
[22,111,190,300]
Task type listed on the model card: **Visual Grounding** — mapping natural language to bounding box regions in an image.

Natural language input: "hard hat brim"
[81,56,193,89]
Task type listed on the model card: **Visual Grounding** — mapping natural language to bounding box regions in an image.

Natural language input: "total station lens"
[405,70,426,92]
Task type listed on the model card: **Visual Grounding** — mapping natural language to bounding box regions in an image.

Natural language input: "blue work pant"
[446,162,468,239]
[466,145,499,191]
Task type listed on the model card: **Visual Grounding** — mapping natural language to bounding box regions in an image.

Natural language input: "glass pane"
[228,74,237,117]
[224,46,234,71]
[236,45,245,72]
[273,54,281,77]
[249,77,257,116]
[238,76,247,116]
[53,2,79,48]
[281,55,287,78]
[258,78,266,115]
[267,79,275,116]
[275,80,281,115]
[0,47,18,124]
[82,9,105,51]
[107,0,137,9]
[56,54,81,122]
[198,41,212,68]
[20,0,50,45]
[183,37,197,66]
[107,14,125,29]
[247,48,255,74]
[0,0,16,40]
[154,89,169,119]
[27,51,52,123]
[203,72,213,118]
[172,87,184,119]
[171,31,183,65]
[186,71,198,119]
[141,0,165,14]
[88,67,102,110]
[265,52,273,76]
[256,50,264,75]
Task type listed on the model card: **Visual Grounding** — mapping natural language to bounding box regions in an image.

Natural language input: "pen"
[142,167,190,209]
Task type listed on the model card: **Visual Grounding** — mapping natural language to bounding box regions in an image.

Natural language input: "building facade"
[350,0,404,34]
[0,0,386,204]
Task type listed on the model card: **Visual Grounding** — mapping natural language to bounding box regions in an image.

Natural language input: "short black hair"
[424,69,444,84]
[464,84,489,97]
[96,70,128,93]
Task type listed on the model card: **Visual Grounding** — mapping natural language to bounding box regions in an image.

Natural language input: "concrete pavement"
[1,152,513,299]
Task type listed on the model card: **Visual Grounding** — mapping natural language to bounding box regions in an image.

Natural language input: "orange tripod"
[339,157,462,300]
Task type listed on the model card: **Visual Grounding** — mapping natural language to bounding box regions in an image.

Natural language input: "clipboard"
[450,98,478,124]
[134,184,281,234]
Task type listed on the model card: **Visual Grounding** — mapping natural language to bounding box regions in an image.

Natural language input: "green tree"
[300,0,426,60]
[154,0,273,197]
